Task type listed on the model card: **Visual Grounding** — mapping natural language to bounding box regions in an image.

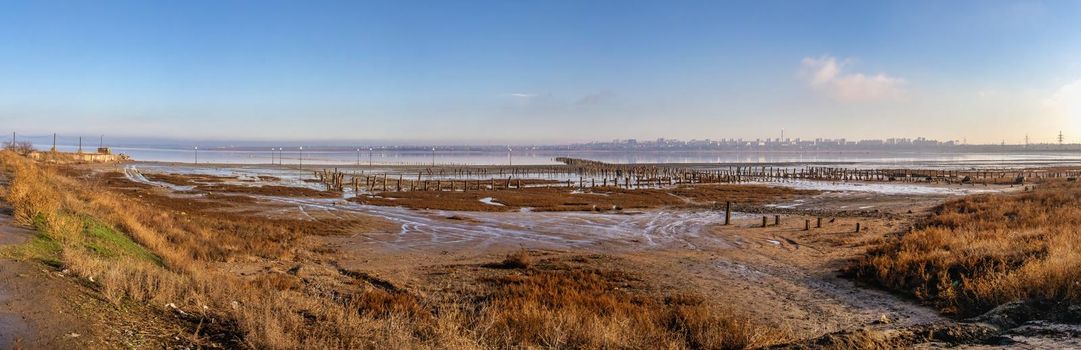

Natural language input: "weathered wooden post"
[804,219,810,231]
[774,215,780,226]
[762,216,768,228]
[724,201,731,225]
[855,223,861,233]
[816,217,822,228]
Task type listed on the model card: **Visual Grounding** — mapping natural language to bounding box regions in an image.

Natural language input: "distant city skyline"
[2,1,1080,144]
[10,131,1081,150]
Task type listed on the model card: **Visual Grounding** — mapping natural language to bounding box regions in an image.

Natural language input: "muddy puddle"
[0,295,30,349]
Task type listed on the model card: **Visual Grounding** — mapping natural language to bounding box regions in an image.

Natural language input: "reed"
[853,181,1081,316]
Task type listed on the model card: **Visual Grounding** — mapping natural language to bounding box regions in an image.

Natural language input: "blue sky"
[2,0,1080,144]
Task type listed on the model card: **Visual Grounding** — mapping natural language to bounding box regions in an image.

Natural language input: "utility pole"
[507,146,513,166]
[431,147,436,166]
[194,146,199,164]
[369,147,373,167]
[1059,131,1064,145]
[299,146,303,170]
[356,148,360,166]
[99,135,103,149]
[1025,134,1030,148]
[78,137,83,153]
[52,133,57,152]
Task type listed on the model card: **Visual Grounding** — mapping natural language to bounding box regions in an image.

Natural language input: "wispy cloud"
[799,56,906,102]
[1044,79,1081,117]
[504,92,538,98]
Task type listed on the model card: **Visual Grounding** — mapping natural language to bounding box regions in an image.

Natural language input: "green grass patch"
[82,218,162,266]
[0,233,63,267]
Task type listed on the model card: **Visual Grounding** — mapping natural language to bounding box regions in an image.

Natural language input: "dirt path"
[0,202,36,348]
[0,183,103,349]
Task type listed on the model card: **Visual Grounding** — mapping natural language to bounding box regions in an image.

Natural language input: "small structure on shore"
[27,148,129,163]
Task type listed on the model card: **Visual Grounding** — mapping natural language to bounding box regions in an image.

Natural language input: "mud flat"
[25,161,1070,347]
[117,166,968,334]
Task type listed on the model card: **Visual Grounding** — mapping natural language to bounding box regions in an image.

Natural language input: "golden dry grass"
[0,151,779,349]
[469,266,778,349]
[853,181,1081,316]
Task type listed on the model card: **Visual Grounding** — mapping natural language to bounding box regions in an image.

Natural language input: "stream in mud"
[122,165,1003,252]
[270,196,749,252]
[124,165,755,250]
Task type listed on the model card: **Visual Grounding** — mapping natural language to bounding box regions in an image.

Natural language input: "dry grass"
[440,255,784,349]
[853,181,1081,317]
[354,184,814,212]
[474,269,774,349]
[0,151,779,349]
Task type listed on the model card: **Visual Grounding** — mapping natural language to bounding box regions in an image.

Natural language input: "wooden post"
[762,216,767,228]
[804,219,810,231]
[816,217,822,228]
[724,201,731,225]
[774,215,780,226]
[855,223,861,233]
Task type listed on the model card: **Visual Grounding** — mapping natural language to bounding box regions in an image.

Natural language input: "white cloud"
[505,93,538,98]
[799,56,906,102]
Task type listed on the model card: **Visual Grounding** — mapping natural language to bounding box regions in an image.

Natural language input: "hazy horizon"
[13,133,1081,150]
[3,1,1081,144]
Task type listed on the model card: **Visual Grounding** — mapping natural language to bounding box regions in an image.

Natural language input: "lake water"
[39,144,1081,169]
